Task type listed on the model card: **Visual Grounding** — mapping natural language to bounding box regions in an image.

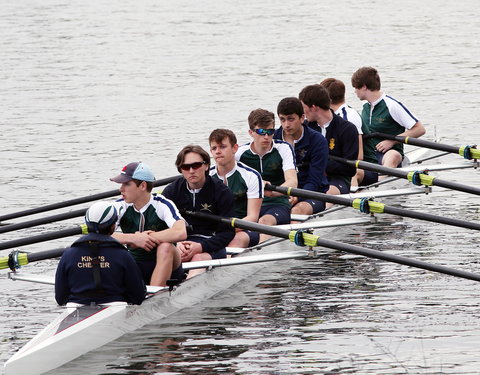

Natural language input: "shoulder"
[272,139,294,152]
[237,161,262,178]
[237,143,251,155]
[304,125,326,141]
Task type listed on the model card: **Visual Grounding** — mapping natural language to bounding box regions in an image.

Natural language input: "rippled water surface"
[1,0,480,374]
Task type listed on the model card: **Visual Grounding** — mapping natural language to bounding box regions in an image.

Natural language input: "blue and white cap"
[85,201,118,233]
[110,162,155,183]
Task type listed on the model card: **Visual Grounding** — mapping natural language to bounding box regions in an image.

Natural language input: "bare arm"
[112,220,187,252]
[264,169,297,198]
[243,198,262,223]
[358,135,364,160]
[149,220,187,243]
[377,122,426,152]
[399,121,426,138]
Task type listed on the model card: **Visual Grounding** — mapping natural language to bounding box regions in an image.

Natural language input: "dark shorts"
[328,176,350,194]
[360,170,379,187]
[187,236,227,260]
[375,150,404,167]
[135,260,184,285]
[244,230,260,247]
[299,198,326,214]
[259,204,291,225]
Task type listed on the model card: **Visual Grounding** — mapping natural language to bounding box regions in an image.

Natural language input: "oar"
[0,225,87,251]
[185,211,480,283]
[265,184,480,232]
[0,248,66,271]
[0,209,88,234]
[0,175,180,223]
[368,132,480,160]
[330,155,480,196]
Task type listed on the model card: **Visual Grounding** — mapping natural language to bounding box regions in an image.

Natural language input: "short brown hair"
[298,84,331,110]
[175,145,211,173]
[247,108,275,130]
[132,179,153,192]
[320,78,345,105]
[208,128,237,147]
[351,66,381,91]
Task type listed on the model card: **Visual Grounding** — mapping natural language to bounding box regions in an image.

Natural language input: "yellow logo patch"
[329,138,335,150]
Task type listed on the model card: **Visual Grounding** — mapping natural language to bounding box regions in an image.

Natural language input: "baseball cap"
[110,162,155,183]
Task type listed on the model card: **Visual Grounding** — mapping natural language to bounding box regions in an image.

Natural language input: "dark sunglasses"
[179,161,207,171]
[253,128,275,136]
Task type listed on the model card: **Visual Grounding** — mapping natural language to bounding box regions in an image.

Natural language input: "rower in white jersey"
[208,128,263,248]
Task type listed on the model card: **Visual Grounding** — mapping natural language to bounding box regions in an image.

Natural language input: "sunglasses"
[179,161,207,171]
[253,128,275,136]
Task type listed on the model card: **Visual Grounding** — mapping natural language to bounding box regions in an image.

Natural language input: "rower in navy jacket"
[55,201,146,306]
[273,97,329,215]
[299,84,359,196]
[162,145,235,279]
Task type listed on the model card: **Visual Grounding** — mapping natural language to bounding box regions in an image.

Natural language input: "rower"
[236,108,297,241]
[209,128,263,248]
[300,84,359,200]
[162,145,236,278]
[273,97,329,216]
[110,161,187,287]
[55,201,146,306]
[320,78,378,190]
[351,66,426,173]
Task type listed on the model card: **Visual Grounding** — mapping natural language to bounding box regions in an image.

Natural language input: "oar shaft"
[369,132,480,159]
[0,226,85,251]
[0,175,180,222]
[265,185,480,231]
[331,156,480,196]
[186,211,480,283]
[0,209,87,234]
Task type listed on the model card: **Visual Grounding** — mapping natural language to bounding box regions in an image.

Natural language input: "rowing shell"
[3,145,441,375]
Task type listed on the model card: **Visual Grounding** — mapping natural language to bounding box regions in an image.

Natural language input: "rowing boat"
[3,145,452,374]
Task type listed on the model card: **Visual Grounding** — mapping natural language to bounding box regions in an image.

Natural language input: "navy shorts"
[135,260,185,285]
[187,236,227,260]
[328,176,350,194]
[299,199,326,214]
[360,170,379,186]
[260,205,291,225]
[244,230,260,247]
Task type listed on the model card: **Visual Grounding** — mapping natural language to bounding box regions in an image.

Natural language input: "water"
[1,0,480,373]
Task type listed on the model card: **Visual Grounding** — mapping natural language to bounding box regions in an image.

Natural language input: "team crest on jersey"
[329,138,335,150]
[298,148,307,158]
[200,203,212,212]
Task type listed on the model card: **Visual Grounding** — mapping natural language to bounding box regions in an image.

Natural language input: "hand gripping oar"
[368,132,480,160]
[0,248,66,271]
[265,184,480,232]
[0,208,87,234]
[0,175,180,223]
[185,211,480,283]
[330,155,480,196]
[0,225,87,251]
